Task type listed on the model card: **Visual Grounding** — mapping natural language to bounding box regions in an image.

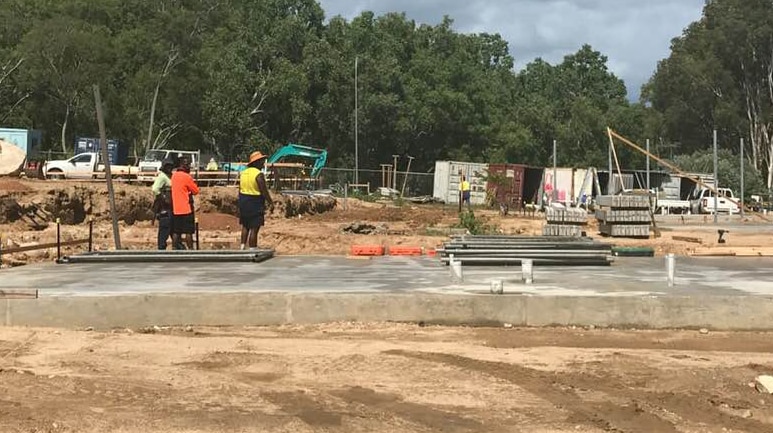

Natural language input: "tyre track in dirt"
[385,349,769,433]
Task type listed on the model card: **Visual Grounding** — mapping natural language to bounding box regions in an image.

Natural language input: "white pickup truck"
[690,187,740,214]
[136,149,200,183]
[43,153,135,180]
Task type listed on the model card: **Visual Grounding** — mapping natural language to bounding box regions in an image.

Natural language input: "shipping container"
[487,163,526,208]
[486,164,544,209]
[433,161,488,205]
[0,128,42,155]
[75,137,128,165]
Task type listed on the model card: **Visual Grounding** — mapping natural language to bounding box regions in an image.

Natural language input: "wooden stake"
[606,127,625,193]
[401,156,414,198]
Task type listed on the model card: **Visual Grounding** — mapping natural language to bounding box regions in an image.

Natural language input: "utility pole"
[93,85,121,250]
[646,139,651,191]
[740,137,745,217]
[552,139,557,202]
[354,56,359,185]
[713,129,718,225]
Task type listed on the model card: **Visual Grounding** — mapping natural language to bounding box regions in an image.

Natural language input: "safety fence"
[318,167,434,197]
[0,219,94,268]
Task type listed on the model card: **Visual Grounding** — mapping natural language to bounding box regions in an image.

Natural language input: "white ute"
[690,187,740,214]
[43,153,134,180]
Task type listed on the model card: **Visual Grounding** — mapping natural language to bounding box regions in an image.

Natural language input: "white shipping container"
[433,161,489,205]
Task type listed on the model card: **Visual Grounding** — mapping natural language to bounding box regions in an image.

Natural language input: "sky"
[318,0,706,101]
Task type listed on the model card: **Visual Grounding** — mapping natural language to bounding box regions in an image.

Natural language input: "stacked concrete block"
[595,195,652,238]
[542,207,588,237]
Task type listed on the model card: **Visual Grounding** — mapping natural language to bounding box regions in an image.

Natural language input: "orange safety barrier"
[350,245,385,256]
[388,246,423,256]
[426,248,437,257]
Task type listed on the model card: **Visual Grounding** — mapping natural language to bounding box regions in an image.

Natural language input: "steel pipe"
[441,244,611,251]
[440,257,612,266]
[60,249,274,264]
[72,249,274,256]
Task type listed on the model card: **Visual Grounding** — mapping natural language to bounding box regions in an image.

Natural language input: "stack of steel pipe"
[59,249,274,264]
[438,235,612,266]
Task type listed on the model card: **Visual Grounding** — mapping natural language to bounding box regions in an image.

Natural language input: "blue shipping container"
[0,128,42,155]
[75,137,128,165]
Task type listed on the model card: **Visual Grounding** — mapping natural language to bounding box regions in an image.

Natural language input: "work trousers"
[157,215,171,250]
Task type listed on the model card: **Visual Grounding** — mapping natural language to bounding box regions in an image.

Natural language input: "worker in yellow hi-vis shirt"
[459,175,471,210]
[239,151,274,250]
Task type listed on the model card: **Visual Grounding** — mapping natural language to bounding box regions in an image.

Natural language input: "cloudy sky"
[318,0,706,100]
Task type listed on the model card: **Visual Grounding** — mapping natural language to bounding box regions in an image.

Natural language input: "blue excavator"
[222,143,328,178]
[267,143,328,178]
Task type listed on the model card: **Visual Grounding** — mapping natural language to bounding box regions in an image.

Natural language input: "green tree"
[16,15,113,152]
[646,0,773,188]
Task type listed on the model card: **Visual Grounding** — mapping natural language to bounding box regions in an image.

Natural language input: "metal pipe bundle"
[439,235,612,266]
[59,249,275,264]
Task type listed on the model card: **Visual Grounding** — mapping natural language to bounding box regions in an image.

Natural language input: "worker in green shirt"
[151,159,174,250]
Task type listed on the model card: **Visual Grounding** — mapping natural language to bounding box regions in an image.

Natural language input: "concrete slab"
[1,256,773,330]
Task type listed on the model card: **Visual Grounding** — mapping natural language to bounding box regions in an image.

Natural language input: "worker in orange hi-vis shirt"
[170,157,200,250]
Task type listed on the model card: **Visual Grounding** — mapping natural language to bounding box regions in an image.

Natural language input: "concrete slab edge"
[2,293,773,331]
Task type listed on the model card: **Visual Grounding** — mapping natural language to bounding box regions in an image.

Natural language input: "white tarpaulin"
[0,139,26,176]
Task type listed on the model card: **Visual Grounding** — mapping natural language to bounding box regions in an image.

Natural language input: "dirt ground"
[1,324,773,433]
[1,178,772,265]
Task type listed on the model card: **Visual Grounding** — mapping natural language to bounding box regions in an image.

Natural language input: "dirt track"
[2,324,773,432]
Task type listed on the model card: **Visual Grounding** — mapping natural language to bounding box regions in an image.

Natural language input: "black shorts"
[239,195,265,229]
[172,213,195,234]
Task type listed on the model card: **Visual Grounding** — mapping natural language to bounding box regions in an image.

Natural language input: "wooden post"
[56,218,61,261]
[401,156,414,198]
[88,219,93,252]
[94,85,122,250]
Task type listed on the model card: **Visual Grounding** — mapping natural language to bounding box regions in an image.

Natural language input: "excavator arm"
[267,143,328,178]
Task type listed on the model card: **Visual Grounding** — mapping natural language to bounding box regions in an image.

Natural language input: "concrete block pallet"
[596,195,651,209]
[542,225,583,237]
[543,207,588,237]
[595,209,651,223]
[599,223,651,238]
[595,194,652,238]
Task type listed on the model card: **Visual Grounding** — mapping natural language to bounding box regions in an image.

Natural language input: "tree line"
[0,0,771,193]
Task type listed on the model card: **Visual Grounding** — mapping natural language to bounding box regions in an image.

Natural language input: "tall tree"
[17,16,112,152]
[646,0,773,188]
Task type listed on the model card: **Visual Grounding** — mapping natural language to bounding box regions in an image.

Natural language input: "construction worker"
[171,157,200,250]
[460,175,471,208]
[239,151,273,250]
[206,157,219,171]
[151,159,174,250]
